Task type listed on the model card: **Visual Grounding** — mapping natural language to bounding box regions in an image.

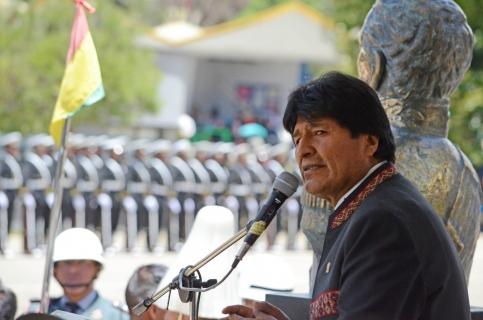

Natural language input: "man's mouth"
[303,164,323,173]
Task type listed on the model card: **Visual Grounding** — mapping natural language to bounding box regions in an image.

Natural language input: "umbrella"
[238,123,268,139]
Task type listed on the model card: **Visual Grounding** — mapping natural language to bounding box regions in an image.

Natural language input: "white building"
[137,2,341,141]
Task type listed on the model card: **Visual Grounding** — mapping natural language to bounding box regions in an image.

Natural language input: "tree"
[0,0,159,134]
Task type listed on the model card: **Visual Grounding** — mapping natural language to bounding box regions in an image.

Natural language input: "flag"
[49,0,104,146]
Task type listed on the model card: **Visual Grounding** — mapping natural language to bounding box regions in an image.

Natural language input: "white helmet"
[52,228,104,265]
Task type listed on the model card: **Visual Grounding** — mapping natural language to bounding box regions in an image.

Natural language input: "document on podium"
[266,292,311,320]
[50,310,92,320]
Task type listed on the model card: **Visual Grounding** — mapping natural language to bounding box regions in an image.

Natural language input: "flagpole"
[39,117,72,314]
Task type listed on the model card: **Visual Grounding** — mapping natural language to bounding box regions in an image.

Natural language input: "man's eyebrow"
[292,121,315,138]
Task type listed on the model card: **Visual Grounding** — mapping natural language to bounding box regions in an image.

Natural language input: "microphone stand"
[132,227,248,319]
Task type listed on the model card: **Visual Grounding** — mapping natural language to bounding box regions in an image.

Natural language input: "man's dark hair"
[283,71,396,163]
[125,264,168,310]
[0,283,17,320]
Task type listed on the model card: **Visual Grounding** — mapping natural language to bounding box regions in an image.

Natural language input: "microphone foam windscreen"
[274,172,299,197]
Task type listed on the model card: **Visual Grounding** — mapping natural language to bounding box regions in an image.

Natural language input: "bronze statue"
[358,0,481,280]
[300,0,481,289]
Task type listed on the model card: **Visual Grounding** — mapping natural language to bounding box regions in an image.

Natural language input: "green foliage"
[450,0,483,167]
[449,71,483,166]
[0,0,159,134]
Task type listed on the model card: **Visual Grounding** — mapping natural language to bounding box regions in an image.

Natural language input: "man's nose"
[65,261,84,271]
[296,136,314,159]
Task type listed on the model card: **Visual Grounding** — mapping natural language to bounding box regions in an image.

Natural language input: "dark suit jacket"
[310,163,470,320]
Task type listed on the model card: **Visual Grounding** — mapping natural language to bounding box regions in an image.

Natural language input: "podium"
[266,292,310,320]
[472,307,483,320]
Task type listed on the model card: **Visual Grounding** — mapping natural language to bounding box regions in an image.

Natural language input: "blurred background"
[0,0,481,170]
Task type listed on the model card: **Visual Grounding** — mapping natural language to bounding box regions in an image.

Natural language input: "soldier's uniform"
[189,141,214,210]
[22,135,53,251]
[204,142,230,205]
[0,132,23,253]
[98,139,127,248]
[246,153,274,245]
[264,143,298,248]
[60,148,78,229]
[49,294,127,320]
[147,139,175,250]
[40,135,56,179]
[0,133,23,233]
[126,140,152,250]
[246,155,272,205]
[74,138,100,230]
[227,143,254,230]
[170,140,197,242]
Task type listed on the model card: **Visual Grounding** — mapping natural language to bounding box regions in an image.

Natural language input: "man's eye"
[315,130,326,135]
[293,139,300,146]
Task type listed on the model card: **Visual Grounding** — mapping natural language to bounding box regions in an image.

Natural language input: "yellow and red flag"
[49,0,104,145]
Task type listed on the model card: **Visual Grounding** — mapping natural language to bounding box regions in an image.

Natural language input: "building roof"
[139,2,340,64]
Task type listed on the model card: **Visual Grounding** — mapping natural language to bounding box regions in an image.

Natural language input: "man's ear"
[53,268,59,281]
[365,134,380,157]
[369,50,386,91]
[93,263,102,280]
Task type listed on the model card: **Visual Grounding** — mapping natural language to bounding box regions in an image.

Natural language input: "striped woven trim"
[330,163,397,230]
[310,289,340,319]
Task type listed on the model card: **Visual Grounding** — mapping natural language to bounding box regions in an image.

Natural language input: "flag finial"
[76,0,96,14]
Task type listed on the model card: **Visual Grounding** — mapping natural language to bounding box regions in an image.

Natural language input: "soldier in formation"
[0,132,23,254]
[0,132,301,254]
[22,134,53,252]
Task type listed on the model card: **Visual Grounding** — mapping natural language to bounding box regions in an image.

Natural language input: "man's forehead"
[293,118,334,132]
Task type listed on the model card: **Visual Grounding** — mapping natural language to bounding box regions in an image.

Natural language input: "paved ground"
[1,232,483,317]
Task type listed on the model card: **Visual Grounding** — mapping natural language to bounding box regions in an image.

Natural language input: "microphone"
[232,171,299,268]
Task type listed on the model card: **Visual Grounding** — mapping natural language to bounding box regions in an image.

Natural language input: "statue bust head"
[358,0,473,135]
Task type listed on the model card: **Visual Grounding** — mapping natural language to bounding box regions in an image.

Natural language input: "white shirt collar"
[334,161,387,210]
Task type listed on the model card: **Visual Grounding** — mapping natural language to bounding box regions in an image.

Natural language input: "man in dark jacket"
[223,72,470,319]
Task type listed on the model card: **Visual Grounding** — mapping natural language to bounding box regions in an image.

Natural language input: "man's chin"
[64,286,89,296]
[303,182,325,198]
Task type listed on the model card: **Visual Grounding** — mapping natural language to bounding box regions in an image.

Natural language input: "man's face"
[53,260,100,302]
[293,117,378,206]
[5,144,19,158]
